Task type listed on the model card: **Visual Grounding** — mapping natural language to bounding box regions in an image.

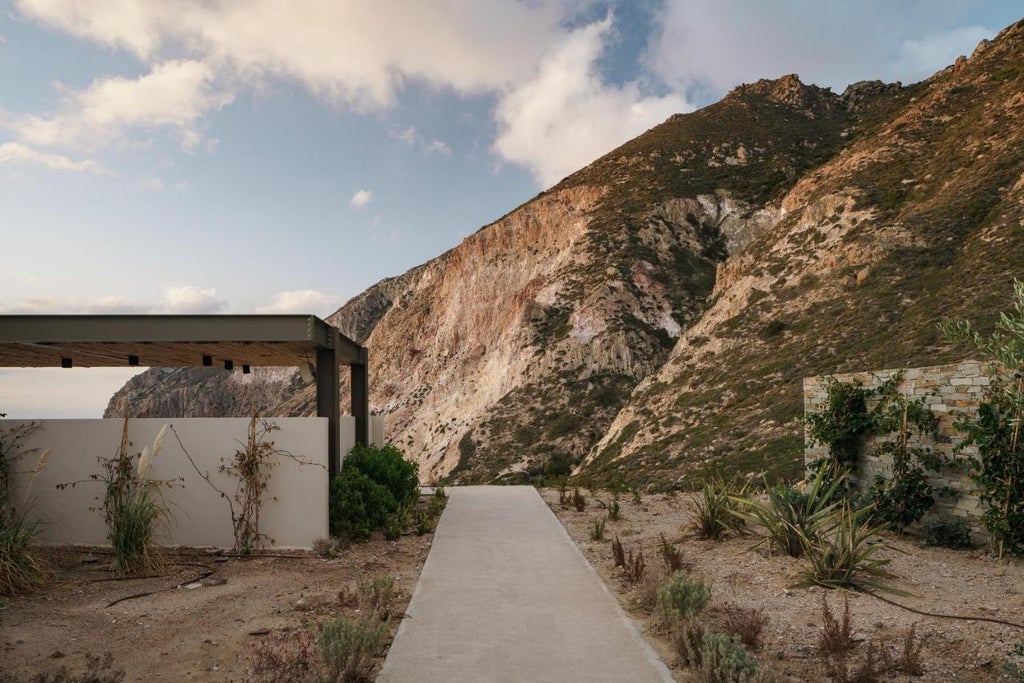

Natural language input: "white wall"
[3,417,331,549]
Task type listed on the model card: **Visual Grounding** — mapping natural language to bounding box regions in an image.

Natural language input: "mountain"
[107,18,1024,488]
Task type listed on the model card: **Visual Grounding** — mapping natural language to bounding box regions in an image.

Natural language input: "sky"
[1,0,1021,418]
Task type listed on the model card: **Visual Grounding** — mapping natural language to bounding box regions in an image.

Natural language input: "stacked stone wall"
[803,361,990,538]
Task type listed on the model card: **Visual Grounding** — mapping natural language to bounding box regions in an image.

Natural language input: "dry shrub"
[819,593,854,657]
[12,652,128,683]
[572,488,586,512]
[896,624,924,676]
[637,570,661,613]
[357,575,397,617]
[611,535,625,567]
[719,603,769,651]
[624,547,645,584]
[248,629,319,683]
[672,617,707,668]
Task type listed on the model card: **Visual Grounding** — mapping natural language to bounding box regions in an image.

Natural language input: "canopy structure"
[0,314,368,478]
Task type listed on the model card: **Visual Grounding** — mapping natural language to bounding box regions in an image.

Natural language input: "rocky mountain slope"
[108,18,1024,487]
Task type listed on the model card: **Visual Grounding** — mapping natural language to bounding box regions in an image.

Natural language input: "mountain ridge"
[107,17,1024,487]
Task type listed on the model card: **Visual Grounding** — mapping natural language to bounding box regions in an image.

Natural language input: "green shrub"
[794,502,899,593]
[658,570,711,622]
[697,633,759,682]
[690,476,748,541]
[343,444,419,509]
[923,516,973,549]
[329,444,419,542]
[329,469,396,541]
[733,463,844,558]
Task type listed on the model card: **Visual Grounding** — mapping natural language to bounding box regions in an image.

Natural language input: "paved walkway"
[378,486,673,682]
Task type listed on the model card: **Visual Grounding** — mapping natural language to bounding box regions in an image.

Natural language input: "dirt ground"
[1,532,433,681]
[541,487,1024,682]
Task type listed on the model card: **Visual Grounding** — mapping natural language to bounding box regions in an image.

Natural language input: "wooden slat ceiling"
[0,341,316,368]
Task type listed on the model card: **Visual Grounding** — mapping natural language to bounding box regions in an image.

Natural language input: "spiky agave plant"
[792,501,904,594]
[732,461,846,558]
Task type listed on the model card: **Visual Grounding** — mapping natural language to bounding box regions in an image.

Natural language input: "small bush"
[343,444,419,510]
[329,469,396,541]
[819,594,854,658]
[611,535,626,567]
[659,534,687,572]
[24,652,126,683]
[923,517,972,549]
[624,547,646,584]
[609,500,621,521]
[896,624,924,675]
[698,633,759,682]
[690,476,747,541]
[319,614,389,682]
[248,630,317,682]
[411,507,437,535]
[572,488,586,512]
[719,603,769,651]
[658,570,711,622]
[672,618,706,668]
[312,536,343,559]
[591,518,606,541]
[637,571,661,612]
[357,575,397,616]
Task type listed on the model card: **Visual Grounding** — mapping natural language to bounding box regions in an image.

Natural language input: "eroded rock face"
[106,18,1024,487]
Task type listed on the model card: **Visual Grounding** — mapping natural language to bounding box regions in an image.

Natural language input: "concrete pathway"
[378,486,673,682]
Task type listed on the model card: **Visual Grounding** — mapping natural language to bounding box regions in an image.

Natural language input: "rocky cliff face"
[584,19,1024,487]
[108,18,1024,487]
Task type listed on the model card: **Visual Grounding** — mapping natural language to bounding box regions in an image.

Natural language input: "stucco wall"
[4,417,332,548]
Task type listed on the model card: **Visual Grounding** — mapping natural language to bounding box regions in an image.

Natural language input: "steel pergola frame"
[0,314,369,481]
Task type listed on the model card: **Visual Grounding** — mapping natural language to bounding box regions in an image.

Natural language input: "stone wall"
[803,361,990,537]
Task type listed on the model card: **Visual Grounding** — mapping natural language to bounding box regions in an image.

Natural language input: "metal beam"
[351,353,369,447]
[316,341,342,483]
[0,314,365,366]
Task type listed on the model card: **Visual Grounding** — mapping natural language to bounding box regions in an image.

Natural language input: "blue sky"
[1,0,1021,417]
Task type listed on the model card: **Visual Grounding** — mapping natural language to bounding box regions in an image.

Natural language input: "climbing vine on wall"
[940,279,1024,557]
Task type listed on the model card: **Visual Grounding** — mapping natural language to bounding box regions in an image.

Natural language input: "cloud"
[137,176,163,190]
[493,17,690,188]
[7,59,233,150]
[0,296,152,314]
[349,189,372,208]
[256,289,337,315]
[14,0,567,109]
[647,0,997,97]
[390,126,452,156]
[162,285,226,313]
[0,141,106,173]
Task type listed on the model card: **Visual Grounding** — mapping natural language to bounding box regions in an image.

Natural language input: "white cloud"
[0,295,152,314]
[162,285,226,313]
[256,289,337,315]
[390,126,452,156]
[15,0,567,109]
[137,176,163,190]
[647,0,997,97]
[493,17,690,188]
[349,189,372,208]
[0,141,106,173]
[8,59,232,150]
